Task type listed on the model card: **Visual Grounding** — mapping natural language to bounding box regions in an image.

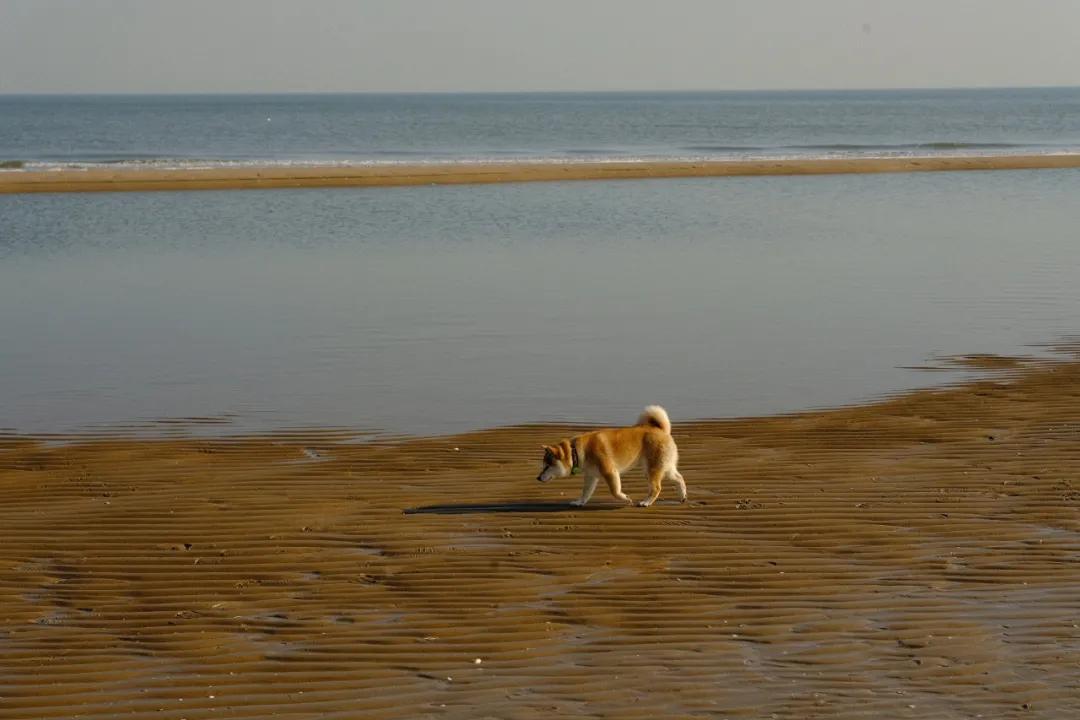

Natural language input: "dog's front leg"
[601,469,633,504]
[569,476,598,507]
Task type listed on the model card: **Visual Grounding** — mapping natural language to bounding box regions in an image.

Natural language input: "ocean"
[3,89,1080,436]
[4,88,1080,169]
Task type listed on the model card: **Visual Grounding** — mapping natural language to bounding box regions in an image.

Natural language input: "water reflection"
[2,170,1080,435]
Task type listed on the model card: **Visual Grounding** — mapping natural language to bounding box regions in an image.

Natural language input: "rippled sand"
[3,357,1080,718]
[5,154,1080,194]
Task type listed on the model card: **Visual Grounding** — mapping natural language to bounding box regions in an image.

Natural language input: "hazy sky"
[2,0,1079,93]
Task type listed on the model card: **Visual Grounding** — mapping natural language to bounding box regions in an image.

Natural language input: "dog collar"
[570,442,581,475]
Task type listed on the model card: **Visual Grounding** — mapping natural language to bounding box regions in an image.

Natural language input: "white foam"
[3,147,1080,173]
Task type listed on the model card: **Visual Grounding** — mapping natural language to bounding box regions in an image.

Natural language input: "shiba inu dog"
[537,405,687,507]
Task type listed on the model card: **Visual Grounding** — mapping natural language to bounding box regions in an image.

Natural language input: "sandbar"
[3,153,1080,194]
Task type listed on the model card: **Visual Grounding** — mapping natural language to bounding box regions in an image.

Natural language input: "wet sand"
[2,357,1080,719]
[4,153,1080,194]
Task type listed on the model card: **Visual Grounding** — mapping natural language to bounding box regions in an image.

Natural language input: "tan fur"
[537,405,687,507]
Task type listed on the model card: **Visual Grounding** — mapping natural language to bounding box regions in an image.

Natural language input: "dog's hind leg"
[570,476,599,507]
[637,467,665,507]
[601,468,633,504]
[670,469,687,502]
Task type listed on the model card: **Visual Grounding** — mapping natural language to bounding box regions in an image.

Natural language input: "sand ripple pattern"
[2,359,1080,719]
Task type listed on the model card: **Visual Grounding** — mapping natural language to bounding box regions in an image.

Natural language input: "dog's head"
[537,443,571,483]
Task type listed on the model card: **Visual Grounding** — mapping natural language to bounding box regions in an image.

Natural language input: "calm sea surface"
[3,88,1080,168]
[2,90,1080,436]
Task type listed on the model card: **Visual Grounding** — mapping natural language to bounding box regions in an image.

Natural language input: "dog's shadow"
[405,501,627,515]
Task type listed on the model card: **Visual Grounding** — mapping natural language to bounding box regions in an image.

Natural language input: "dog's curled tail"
[637,405,672,434]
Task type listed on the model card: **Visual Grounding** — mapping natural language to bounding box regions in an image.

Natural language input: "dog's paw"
[636,499,654,508]
[679,495,688,503]
[569,499,586,507]
[616,494,634,505]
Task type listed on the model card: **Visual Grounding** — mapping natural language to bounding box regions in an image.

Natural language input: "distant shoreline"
[2,85,1079,97]
[3,154,1080,194]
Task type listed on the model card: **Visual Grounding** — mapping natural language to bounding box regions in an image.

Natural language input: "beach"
[3,355,1079,719]
[5,87,1080,718]
[4,153,1080,193]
